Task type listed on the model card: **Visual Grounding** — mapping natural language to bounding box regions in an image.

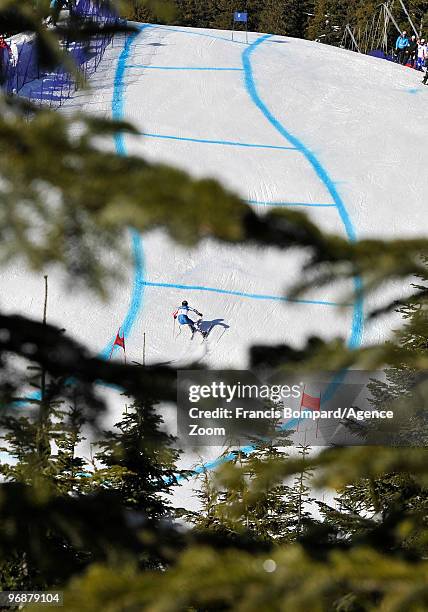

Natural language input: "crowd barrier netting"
[1,0,120,108]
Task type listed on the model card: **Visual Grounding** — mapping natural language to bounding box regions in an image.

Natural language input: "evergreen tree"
[94,395,180,521]
[308,0,353,44]
[258,0,289,37]
[209,0,236,31]
[0,375,93,589]
[0,374,88,495]
[186,417,315,544]
[174,0,216,28]
[292,442,315,537]
[319,269,428,554]
[181,466,224,532]
[259,0,314,38]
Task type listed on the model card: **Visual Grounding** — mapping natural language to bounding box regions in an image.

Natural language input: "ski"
[201,327,213,341]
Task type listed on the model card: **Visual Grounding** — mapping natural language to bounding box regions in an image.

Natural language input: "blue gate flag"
[234,11,248,23]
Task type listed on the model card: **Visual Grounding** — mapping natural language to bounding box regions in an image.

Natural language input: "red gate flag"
[297,389,321,434]
[109,328,126,362]
[114,329,125,350]
[301,392,321,411]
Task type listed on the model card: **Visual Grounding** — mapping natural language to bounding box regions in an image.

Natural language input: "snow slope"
[3,23,427,397]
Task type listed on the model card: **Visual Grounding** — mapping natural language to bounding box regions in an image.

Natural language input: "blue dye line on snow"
[142,131,297,151]
[99,231,145,361]
[126,64,243,71]
[405,87,423,95]
[113,26,150,154]
[102,25,150,359]
[19,27,149,408]
[234,34,364,437]
[173,418,302,484]
[143,281,352,308]
[242,34,364,351]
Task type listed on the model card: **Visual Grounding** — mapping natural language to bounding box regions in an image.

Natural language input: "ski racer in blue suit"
[173,301,203,336]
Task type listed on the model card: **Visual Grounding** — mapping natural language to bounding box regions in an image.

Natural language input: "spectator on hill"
[50,0,67,26]
[0,35,12,81]
[418,39,428,71]
[423,50,428,85]
[396,31,410,65]
[408,35,418,67]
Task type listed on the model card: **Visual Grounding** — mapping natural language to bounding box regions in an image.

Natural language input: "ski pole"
[216,328,228,345]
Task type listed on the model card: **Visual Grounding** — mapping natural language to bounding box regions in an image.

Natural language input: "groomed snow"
[3,24,427,427]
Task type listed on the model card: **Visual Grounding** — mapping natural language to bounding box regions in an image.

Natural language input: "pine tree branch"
[0,312,177,426]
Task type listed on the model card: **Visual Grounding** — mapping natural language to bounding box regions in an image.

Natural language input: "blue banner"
[234,11,248,23]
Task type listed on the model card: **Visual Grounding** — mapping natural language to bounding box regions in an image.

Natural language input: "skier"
[173,301,205,338]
